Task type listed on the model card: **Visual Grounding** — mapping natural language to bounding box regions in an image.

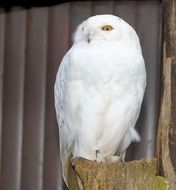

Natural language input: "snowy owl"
[54,14,146,186]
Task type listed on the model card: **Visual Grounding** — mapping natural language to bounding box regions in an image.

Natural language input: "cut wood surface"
[67,158,168,190]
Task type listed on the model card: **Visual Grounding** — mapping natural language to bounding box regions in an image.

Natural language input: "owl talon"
[105,155,121,163]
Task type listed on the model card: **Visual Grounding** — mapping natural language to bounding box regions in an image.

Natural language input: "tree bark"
[156,0,176,189]
[68,158,168,190]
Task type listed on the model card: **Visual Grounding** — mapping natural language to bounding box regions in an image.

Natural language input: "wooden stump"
[67,158,168,190]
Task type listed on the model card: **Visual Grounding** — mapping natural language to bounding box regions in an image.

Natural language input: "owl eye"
[101,25,113,31]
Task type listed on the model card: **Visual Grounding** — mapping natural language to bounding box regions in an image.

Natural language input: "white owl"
[54,15,146,186]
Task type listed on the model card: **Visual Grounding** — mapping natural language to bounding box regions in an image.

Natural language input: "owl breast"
[60,41,146,161]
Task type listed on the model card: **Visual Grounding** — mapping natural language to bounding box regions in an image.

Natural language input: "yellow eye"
[101,25,113,31]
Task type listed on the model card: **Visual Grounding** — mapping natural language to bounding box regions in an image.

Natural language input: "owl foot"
[95,150,105,163]
[105,155,120,163]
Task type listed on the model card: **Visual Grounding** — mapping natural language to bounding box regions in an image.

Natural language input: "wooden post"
[157,0,176,189]
[68,158,168,190]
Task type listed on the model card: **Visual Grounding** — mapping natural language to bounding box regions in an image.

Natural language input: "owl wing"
[54,51,77,187]
[54,53,68,129]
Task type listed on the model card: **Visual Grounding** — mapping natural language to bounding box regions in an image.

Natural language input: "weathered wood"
[156,0,176,189]
[68,158,168,190]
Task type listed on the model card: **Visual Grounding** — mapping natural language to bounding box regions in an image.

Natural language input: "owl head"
[73,14,139,44]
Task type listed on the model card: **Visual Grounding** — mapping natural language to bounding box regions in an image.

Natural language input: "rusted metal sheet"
[133,0,161,159]
[0,1,161,190]
[43,3,70,190]
[92,1,114,14]
[0,8,5,173]
[114,1,137,28]
[1,7,26,190]
[21,7,48,190]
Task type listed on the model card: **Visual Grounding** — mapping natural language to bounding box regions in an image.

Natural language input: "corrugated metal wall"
[0,1,161,190]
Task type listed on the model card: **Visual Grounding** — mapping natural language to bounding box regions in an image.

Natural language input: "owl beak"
[87,36,91,43]
[87,33,92,43]
[87,29,98,43]
[83,29,91,43]
[87,32,95,43]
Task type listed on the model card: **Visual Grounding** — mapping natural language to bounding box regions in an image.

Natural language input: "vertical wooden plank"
[1,7,26,190]
[0,8,5,173]
[92,0,114,15]
[133,1,161,159]
[21,7,48,190]
[157,0,176,189]
[43,3,70,190]
[114,1,137,28]
[70,1,92,43]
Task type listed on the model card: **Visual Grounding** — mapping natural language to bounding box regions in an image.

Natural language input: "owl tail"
[62,152,80,189]
[130,128,141,142]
